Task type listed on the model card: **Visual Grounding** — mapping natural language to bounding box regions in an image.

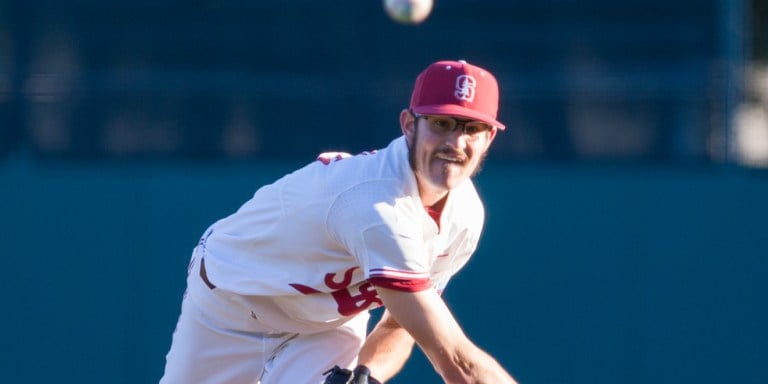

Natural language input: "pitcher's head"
[401,60,504,194]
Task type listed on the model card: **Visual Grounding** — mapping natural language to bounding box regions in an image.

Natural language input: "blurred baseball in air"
[383,0,433,25]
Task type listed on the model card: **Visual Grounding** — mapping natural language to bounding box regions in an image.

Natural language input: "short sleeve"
[326,181,433,291]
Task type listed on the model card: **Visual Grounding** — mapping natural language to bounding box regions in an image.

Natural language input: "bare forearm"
[357,311,415,382]
[428,344,518,384]
[375,287,519,384]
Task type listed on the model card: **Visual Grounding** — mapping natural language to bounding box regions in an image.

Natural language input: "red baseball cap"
[409,60,505,129]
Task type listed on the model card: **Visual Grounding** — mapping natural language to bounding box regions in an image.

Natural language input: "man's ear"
[400,109,416,143]
[485,127,499,150]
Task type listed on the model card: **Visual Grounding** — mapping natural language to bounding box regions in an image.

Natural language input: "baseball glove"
[323,365,382,384]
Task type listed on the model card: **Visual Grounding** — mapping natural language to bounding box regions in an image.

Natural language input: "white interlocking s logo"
[454,75,476,102]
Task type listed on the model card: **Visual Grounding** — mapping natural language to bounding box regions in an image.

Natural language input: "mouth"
[435,152,467,165]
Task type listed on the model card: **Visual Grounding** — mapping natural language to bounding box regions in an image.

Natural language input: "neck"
[429,194,448,213]
[417,180,449,208]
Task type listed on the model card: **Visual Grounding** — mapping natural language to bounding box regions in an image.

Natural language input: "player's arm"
[375,286,519,384]
[356,309,415,381]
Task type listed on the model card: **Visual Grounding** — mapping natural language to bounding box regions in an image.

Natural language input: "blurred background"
[1,0,766,383]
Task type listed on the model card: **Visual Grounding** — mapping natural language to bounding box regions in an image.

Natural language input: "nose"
[444,125,469,149]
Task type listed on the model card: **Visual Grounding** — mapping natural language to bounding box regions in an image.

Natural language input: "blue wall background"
[1,160,766,383]
[0,0,744,162]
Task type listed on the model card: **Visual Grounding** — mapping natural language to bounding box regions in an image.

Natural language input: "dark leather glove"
[323,365,382,384]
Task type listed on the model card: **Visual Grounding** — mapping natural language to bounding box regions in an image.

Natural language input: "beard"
[407,127,490,179]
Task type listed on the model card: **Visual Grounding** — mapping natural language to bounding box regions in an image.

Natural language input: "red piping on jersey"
[368,276,432,292]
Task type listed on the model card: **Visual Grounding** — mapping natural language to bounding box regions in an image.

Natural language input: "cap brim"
[412,104,505,129]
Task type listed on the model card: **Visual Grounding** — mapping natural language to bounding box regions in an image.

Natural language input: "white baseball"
[383,0,434,25]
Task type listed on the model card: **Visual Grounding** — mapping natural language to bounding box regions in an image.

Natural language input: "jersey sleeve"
[359,223,433,292]
[326,181,433,292]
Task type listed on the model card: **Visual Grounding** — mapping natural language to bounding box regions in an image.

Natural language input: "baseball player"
[160,60,518,384]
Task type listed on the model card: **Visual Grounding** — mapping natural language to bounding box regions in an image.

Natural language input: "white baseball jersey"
[199,136,485,333]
